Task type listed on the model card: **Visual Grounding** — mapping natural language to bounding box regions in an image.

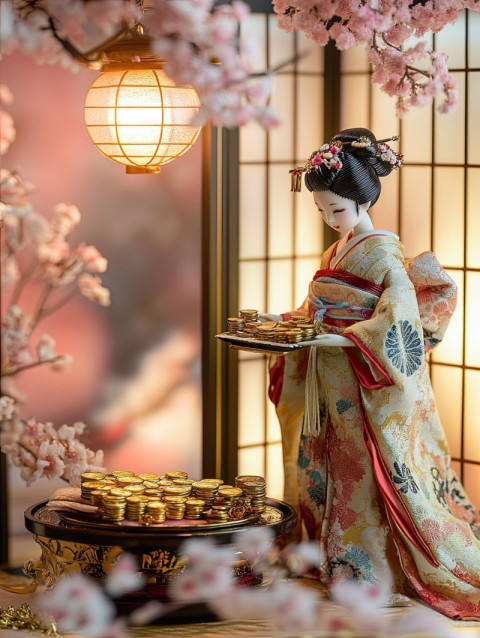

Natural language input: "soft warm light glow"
[84,68,201,173]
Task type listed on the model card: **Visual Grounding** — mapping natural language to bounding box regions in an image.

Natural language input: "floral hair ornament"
[348,134,403,168]
[376,136,404,169]
[289,141,343,192]
[289,134,403,192]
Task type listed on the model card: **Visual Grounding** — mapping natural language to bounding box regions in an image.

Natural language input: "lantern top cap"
[100,33,164,71]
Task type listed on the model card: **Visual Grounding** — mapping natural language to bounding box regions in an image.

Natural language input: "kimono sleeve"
[342,263,425,391]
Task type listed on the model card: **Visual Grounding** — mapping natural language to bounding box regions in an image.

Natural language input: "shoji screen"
[237,15,324,498]
[339,10,480,504]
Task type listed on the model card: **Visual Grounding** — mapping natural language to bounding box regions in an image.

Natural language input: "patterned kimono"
[270,231,480,620]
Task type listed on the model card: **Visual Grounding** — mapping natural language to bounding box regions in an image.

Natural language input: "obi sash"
[307,268,384,331]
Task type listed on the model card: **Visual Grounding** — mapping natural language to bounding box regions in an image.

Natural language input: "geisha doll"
[265,127,480,619]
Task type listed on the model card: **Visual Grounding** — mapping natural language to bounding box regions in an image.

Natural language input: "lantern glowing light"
[84,40,201,174]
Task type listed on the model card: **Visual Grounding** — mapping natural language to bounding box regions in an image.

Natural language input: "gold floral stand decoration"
[22,498,296,615]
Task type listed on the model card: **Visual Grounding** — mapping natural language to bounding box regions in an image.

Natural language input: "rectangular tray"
[215,332,319,355]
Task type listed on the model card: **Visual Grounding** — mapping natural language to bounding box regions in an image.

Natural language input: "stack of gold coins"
[236,475,266,491]
[102,493,127,521]
[166,471,188,481]
[242,480,267,513]
[125,495,149,521]
[257,323,276,341]
[192,480,220,507]
[146,501,166,523]
[184,498,206,519]
[285,329,303,344]
[205,504,229,522]
[81,480,104,502]
[274,328,288,343]
[138,474,161,482]
[164,496,186,520]
[244,321,261,338]
[239,309,258,321]
[164,484,192,499]
[90,487,111,506]
[301,323,316,341]
[227,317,245,335]
[216,486,243,507]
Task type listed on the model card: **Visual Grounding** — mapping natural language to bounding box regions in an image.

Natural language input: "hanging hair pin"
[290,167,305,192]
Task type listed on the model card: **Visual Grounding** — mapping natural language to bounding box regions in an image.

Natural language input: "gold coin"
[138,474,161,481]
[126,485,145,494]
[236,475,265,484]
[117,476,143,485]
[164,496,187,504]
[145,489,163,496]
[81,472,106,482]
[166,471,188,480]
[164,486,190,495]
[126,495,149,503]
[218,487,243,497]
[142,480,160,489]
[82,480,103,490]
[146,501,166,510]
[110,488,133,498]
[103,493,126,502]
[111,470,135,477]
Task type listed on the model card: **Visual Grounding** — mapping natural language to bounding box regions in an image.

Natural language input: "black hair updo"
[304,127,396,207]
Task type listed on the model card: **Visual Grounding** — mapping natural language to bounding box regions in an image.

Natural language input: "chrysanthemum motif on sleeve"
[385,320,423,376]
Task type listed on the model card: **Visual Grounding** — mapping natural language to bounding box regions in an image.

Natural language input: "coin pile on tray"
[227,310,317,344]
[235,476,266,513]
[79,471,266,525]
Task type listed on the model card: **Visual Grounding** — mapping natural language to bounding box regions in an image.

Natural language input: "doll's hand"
[313,334,355,347]
[258,313,282,323]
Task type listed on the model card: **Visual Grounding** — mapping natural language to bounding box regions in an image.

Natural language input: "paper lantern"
[84,48,201,174]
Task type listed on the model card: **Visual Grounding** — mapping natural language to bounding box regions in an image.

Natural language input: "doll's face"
[313,190,370,235]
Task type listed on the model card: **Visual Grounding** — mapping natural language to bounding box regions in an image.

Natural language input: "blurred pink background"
[2,53,203,554]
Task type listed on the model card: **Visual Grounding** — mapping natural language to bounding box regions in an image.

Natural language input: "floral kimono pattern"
[270,231,480,620]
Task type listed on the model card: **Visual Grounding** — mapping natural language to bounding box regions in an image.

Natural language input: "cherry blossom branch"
[2,355,67,377]
[273,0,467,115]
[29,283,53,334]
[2,0,280,129]
[8,258,37,307]
[40,287,79,319]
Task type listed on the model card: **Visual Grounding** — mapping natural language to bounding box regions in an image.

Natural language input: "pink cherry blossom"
[39,573,115,636]
[0,395,17,421]
[76,244,108,273]
[35,439,66,480]
[0,106,15,155]
[105,554,146,598]
[37,334,58,362]
[78,273,111,306]
[234,525,274,564]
